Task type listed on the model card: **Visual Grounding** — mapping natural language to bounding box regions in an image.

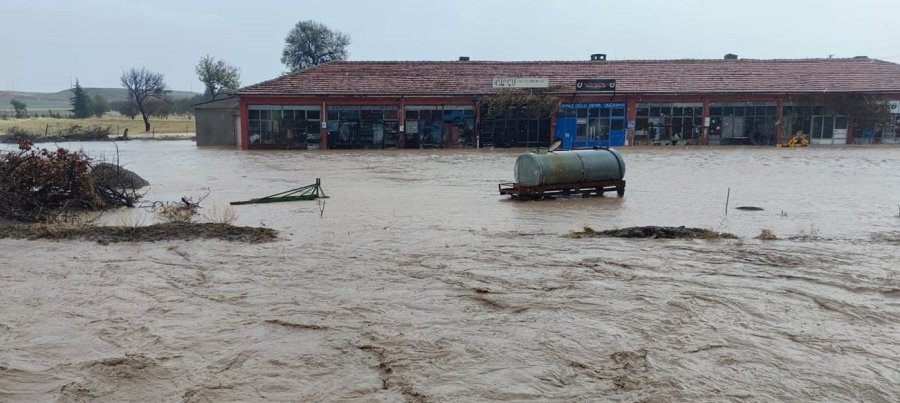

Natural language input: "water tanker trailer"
[499,148,626,200]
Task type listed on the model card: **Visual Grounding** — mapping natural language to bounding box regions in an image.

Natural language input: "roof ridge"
[326,57,881,64]
[236,57,900,97]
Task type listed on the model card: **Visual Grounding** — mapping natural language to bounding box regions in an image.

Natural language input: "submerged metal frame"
[499,179,626,200]
[231,178,328,205]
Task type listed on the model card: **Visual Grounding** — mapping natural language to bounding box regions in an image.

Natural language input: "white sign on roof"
[492,77,550,88]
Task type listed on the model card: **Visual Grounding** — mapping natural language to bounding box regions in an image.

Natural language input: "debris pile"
[569,225,736,239]
[0,139,145,222]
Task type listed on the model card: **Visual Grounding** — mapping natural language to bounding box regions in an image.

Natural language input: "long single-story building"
[209,55,900,149]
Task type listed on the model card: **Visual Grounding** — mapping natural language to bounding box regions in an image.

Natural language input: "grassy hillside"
[0,88,201,111]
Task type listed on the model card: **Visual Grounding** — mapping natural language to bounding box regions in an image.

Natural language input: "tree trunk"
[142,113,151,132]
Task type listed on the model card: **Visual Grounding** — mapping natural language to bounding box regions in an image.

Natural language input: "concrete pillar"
[775,98,784,145]
[399,97,406,149]
[239,98,249,150]
[701,99,711,145]
[320,100,328,150]
[626,98,637,146]
[475,98,482,149]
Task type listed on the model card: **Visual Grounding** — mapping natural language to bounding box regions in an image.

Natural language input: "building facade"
[233,56,900,150]
[194,97,240,147]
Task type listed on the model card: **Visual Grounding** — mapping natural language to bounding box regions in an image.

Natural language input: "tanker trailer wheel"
[616,185,625,197]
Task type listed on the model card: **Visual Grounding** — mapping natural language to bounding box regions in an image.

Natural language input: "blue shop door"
[555,118,576,150]
[607,119,627,147]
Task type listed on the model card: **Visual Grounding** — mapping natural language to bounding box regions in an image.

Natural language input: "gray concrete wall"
[195,108,238,147]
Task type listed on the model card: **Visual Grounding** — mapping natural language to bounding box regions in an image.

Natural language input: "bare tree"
[281,20,350,72]
[195,55,241,101]
[120,67,169,132]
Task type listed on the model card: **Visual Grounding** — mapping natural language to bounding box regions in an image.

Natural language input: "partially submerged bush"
[0,139,144,222]
[203,205,238,225]
[156,200,200,224]
[755,229,778,240]
[152,193,209,224]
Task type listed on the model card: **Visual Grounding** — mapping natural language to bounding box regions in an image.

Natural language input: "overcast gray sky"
[3,0,899,92]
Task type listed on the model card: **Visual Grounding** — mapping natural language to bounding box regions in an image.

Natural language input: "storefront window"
[634,103,702,145]
[404,106,474,148]
[557,102,627,147]
[326,106,399,149]
[248,105,321,149]
[783,104,848,144]
[708,102,776,145]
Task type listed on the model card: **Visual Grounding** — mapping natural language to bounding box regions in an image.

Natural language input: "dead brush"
[202,205,238,225]
[114,211,148,230]
[755,229,778,240]
[156,200,200,224]
[145,190,209,224]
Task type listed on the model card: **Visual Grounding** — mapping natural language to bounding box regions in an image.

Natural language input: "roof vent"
[590,53,607,61]
[458,56,470,61]
[724,53,739,60]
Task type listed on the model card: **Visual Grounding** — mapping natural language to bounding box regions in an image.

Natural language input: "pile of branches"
[0,139,145,222]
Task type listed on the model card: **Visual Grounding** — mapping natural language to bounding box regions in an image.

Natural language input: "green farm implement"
[230,178,328,205]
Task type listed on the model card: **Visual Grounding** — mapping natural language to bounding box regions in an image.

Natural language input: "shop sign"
[560,102,625,109]
[406,121,419,134]
[575,79,617,92]
[889,100,900,114]
[491,77,549,88]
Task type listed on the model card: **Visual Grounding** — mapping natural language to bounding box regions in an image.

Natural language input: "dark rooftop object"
[237,58,900,97]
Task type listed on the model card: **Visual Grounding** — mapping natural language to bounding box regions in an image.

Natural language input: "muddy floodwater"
[1,141,899,402]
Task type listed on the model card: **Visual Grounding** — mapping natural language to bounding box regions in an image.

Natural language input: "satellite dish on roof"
[548,140,562,152]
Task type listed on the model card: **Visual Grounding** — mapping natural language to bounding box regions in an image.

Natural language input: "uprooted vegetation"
[568,225,737,239]
[0,140,145,222]
[0,140,275,243]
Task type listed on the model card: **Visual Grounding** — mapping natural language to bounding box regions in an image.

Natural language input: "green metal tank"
[514,149,626,187]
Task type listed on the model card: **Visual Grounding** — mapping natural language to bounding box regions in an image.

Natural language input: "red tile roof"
[237,58,900,97]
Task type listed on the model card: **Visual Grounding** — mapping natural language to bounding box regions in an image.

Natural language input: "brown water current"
[1,141,899,402]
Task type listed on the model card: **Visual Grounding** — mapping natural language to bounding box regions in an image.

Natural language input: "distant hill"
[0,88,201,111]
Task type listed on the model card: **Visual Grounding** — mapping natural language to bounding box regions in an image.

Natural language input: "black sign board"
[575,79,617,92]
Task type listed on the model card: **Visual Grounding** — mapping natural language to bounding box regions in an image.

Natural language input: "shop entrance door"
[555,118,576,149]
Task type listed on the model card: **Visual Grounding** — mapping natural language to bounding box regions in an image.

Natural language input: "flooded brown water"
[1,141,899,402]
